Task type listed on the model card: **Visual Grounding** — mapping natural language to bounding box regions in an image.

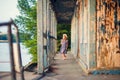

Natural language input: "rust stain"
[71,0,120,70]
[97,0,120,68]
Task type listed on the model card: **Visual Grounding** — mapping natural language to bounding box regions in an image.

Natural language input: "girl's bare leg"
[62,53,66,60]
[64,54,66,58]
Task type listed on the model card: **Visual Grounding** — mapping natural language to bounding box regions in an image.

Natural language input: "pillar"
[88,0,97,69]
[37,0,44,73]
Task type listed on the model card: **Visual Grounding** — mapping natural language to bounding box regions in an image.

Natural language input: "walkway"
[0,53,120,80]
[40,53,120,80]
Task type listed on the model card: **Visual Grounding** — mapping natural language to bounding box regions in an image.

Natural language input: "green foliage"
[57,23,71,51]
[15,0,37,62]
[24,38,37,62]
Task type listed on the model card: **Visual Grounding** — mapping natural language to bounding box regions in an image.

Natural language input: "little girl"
[60,34,68,60]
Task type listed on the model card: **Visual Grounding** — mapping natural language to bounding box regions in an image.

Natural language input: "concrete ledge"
[77,58,89,74]
[76,57,120,75]
[89,69,120,75]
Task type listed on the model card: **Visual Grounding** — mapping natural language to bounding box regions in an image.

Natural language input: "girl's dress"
[60,39,68,54]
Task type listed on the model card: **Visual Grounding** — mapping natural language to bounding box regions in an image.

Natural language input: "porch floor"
[40,53,120,80]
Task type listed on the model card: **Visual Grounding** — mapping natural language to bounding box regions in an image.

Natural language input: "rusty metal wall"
[37,0,57,73]
[96,0,120,68]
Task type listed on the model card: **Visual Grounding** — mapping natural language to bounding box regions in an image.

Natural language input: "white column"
[37,0,44,73]
[88,0,97,69]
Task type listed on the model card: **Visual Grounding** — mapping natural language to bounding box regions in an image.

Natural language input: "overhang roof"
[50,0,76,24]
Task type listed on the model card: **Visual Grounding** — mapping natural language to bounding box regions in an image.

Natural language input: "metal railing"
[0,19,24,80]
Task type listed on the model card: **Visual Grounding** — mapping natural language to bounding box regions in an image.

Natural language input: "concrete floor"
[0,53,120,80]
[0,71,40,80]
[40,53,120,80]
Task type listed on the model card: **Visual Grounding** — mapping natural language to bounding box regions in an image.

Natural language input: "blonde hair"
[63,34,67,39]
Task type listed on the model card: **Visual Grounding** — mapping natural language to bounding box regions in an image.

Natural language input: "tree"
[15,0,37,62]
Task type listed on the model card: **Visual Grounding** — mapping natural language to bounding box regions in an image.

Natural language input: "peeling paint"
[71,0,120,73]
[37,0,57,73]
[97,0,120,68]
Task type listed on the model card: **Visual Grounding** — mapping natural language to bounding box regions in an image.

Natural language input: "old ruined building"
[37,0,120,74]
[71,0,120,73]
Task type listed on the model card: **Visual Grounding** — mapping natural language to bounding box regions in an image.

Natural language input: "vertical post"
[51,10,53,53]
[75,7,79,57]
[47,0,50,66]
[53,13,56,56]
[51,11,54,56]
[15,26,25,80]
[88,0,97,69]
[43,0,48,68]
[49,4,52,64]
[37,0,44,74]
[8,24,16,80]
[54,16,57,53]
[71,13,75,55]
[55,18,57,52]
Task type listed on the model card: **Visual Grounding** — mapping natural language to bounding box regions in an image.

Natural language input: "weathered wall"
[37,0,57,73]
[71,0,97,71]
[78,0,89,70]
[96,0,120,68]
[71,0,120,72]
[71,7,79,58]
